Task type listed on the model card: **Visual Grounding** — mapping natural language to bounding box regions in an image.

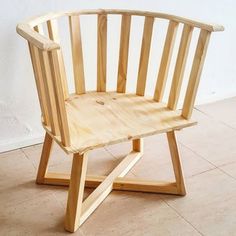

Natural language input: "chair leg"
[167,131,186,195]
[132,138,144,153]
[65,153,88,233]
[36,133,53,184]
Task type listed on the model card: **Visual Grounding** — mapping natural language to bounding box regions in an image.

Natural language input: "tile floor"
[1,97,236,236]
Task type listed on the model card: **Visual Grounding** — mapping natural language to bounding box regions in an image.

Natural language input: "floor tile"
[21,142,72,169]
[162,169,236,236]
[0,193,84,236]
[196,97,236,129]
[0,149,51,209]
[107,134,215,181]
[178,109,236,166]
[80,191,201,236]
[219,161,236,179]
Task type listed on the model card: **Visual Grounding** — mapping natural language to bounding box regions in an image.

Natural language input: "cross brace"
[36,131,186,232]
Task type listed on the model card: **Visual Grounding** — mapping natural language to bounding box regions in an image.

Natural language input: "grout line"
[194,107,236,131]
[104,147,120,160]
[217,167,236,181]
[20,148,37,170]
[179,142,236,181]
[161,197,204,236]
[188,167,217,178]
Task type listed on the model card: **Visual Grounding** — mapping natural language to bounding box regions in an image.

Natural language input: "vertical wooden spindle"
[117,14,131,93]
[97,14,107,92]
[69,15,86,94]
[182,29,211,119]
[28,42,49,126]
[49,50,70,146]
[168,25,193,110]
[47,19,69,99]
[136,16,154,96]
[154,21,179,101]
[38,49,60,135]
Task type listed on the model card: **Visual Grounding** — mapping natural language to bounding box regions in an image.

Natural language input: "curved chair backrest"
[17,9,223,147]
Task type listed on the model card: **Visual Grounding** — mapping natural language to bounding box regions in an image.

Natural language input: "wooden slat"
[136,16,154,96]
[44,173,179,194]
[32,25,50,126]
[49,50,70,146]
[38,49,60,135]
[154,21,179,101]
[182,30,211,119]
[47,19,69,99]
[168,25,193,109]
[28,42,49,125]
[117,14,131,93]
[69,15,85,94]
[80,150,142,226]
[97,14,107,92]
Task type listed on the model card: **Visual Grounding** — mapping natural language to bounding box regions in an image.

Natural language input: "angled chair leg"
[36,132,53,184]
[65,153,88,233]
[132,138,144,153]
[167,131,186,195]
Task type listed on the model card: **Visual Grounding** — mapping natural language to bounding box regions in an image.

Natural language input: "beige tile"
[0,149,52,209]
[162,169,236,236]
[80,191,201,236]
[197,97,236,129]
[49,147,119,176]
[219,161,236,179]
[21,142,71,169]
[106,134,214,181]
[0,193,85,236]
[105,141,132,159]
[178,109,236,166]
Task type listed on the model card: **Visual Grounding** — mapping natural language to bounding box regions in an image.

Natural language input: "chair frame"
[16,9,223,232]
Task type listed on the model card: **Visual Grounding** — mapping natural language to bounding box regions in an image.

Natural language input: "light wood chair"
[16,9,223,232]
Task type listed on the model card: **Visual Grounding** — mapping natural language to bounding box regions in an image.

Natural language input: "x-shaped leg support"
[36,132,186,232]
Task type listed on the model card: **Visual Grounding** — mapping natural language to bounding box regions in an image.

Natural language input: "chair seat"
[51,92,196,154]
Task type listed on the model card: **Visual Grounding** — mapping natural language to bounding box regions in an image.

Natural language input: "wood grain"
[182,30,211,119]
[168,25,193,110]
[97,14,107,92]
[154,21,179,101]
[136,16,154,96]
[69,15,86,94]
[50,92,196,154]
[47,19,69,99]
[65,153,88,232]
[117,14,131,93]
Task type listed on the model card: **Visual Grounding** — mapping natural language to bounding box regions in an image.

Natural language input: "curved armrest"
[16,23,60,51]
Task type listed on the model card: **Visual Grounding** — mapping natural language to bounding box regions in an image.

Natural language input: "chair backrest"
[17,9,224,147]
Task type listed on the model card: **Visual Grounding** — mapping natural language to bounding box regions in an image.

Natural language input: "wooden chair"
[16,9,223,232]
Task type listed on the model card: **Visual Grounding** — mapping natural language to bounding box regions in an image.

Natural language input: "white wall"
[0,0,235,152]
